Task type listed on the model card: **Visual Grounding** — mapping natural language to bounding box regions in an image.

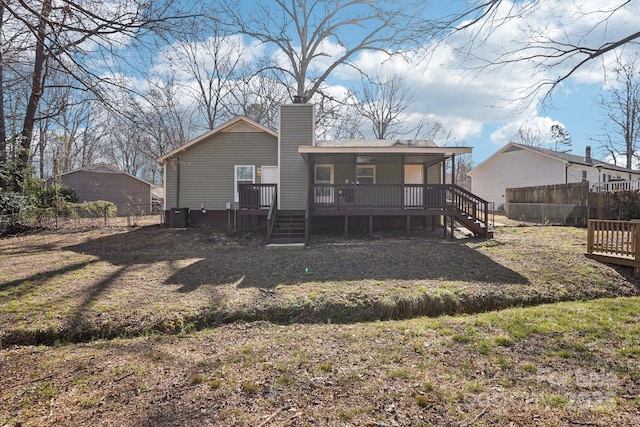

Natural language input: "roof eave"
[298,145,472,160]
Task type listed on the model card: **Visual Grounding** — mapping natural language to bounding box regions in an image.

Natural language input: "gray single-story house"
[56,163,153,215]
[157,103,490,242]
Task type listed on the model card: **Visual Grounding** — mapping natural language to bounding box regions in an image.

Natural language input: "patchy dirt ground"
[1,222,640,426]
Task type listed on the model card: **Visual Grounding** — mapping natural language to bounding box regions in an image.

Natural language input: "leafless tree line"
[2,0,640,191]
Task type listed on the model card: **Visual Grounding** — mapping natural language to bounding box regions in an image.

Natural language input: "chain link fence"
[505,203,589,225]
[0,203,164,235]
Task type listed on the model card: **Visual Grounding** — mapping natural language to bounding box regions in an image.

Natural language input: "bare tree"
[354,72,415,139]
[597,55,640,169]
[515,125,543,147]
[165,20,246,131]
[1,0,202,192]
[434,1,640,102]
[454,154,473,191]
[412,117,457,146]
[226,69,290,130]
[223,0,417,103]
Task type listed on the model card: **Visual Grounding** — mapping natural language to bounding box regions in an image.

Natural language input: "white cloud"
[332,0,639,147]
[489,115,565,146]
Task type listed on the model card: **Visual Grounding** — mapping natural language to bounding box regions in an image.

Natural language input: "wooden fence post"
[634,222,640,276]
[586,220,594,255]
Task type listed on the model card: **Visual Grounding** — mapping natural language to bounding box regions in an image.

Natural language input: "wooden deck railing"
[591,180,640,192]
[586,219,640,274]
[239,183,490,237]
[238,184,277,210]
[449,185,488,227]
[311,183,456,211]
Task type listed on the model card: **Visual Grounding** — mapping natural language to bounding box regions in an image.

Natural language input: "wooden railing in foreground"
[586,219,640,275]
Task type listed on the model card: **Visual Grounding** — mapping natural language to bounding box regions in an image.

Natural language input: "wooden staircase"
[268,212,306,243]
[449,185,493,238]
[454,212,493,238]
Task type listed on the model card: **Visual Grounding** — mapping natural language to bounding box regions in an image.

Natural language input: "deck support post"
[344,215,348,240]
[450,215,455,240]
[406,216,410,238]
[369,215,373,239]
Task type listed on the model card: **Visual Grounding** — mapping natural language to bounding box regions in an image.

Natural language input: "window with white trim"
[356,165,376,184]
[234,165,255,202]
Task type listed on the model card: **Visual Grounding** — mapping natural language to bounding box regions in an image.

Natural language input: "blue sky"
[146,1,636,167]
[311,0,637,166]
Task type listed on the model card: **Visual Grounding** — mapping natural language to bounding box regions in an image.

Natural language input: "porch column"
[401,155,406,209]
[308,154,315,202]
[451,154,456,186]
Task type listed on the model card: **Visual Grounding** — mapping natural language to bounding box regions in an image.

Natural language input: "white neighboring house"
[468,142,640,209]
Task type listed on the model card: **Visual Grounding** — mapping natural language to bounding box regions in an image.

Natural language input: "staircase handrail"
[266,189,278,241]
[450,184,490,235]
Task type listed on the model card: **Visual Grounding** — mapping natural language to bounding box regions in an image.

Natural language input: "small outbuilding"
[56,163,153,215]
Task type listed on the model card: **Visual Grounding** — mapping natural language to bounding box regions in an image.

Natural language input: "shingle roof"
[510,142,638,174]
[315,139,439,148]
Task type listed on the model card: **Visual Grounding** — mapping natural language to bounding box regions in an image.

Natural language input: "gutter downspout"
[176,156,181,208]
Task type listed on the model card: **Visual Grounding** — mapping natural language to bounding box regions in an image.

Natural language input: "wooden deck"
[585,219,640,275]
[238,183,491,242]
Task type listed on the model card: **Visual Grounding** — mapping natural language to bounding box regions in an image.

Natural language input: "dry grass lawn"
[1,222,640,426]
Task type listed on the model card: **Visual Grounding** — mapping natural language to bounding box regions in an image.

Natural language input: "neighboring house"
[468,142,640,209]
[157,103,489,242]
[55,163,153,215]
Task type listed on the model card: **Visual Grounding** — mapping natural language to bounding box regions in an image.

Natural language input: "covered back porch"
[238,142,490,242]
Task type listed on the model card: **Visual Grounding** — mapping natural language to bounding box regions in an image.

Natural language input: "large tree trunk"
[18,0,52,191]
[0,4,7,190]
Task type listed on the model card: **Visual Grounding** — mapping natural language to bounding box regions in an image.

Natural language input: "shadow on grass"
[63,226,529,291]
[0,260,97,296]
[1,226,535,346]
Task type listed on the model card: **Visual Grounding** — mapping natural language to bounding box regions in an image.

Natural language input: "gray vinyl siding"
[426,163,441,184]
[61,169,151,214]
[279,104,313,210]
[377,162,402,184]
[164,132,277,209]
[333,163,353,184]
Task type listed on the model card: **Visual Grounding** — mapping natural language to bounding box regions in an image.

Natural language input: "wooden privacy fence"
[585,219,640,275]
[506,181,640,223]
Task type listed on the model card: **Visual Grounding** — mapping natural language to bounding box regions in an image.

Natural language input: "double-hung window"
[356,165,376,184]
[234,165,255,203]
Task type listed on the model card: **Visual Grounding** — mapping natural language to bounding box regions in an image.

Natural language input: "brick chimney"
[585,146,592,164]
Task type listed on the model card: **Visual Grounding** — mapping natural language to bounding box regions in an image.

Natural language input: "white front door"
[315,164,334,204]
[404,164,423,207]
[261,166,278,185]
[260,166,279,207]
